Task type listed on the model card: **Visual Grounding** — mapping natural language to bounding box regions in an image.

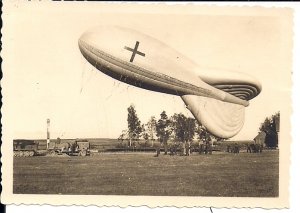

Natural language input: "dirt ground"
[13,150,279,197]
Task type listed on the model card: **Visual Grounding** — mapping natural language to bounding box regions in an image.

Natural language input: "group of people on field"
[227,143,240,153]
[226,143,264,154]
[246,143,263,153]
[155,140,213,157]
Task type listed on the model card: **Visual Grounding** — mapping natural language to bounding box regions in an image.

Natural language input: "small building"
[254,132,266,145]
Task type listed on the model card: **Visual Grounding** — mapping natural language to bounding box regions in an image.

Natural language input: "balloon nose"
[78,31,91,50]
[78,30,97,59]
[78,30,100,68]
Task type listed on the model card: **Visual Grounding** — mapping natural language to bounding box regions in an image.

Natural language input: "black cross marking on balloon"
[124,41,145,62]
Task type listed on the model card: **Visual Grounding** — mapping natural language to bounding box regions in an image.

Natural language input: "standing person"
[205,140,212,154]
[179,142,184,156]
[163,139,168,155]
[186,141,191,156]
[246,143,251,153]
[208,140,213,154]
[199,140,204,154]
[204,141,208,154]
[155,143,161,157]
[185,142,188,156]
[233,143,239,154]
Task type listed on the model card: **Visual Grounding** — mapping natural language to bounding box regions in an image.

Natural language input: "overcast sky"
[3,2,292,140]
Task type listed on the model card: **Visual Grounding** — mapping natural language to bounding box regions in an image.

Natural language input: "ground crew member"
[199,140,204,154]
[186,141,191,156]
[155,143,161,157]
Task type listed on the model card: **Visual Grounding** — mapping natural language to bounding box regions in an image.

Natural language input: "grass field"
[13,150,279,197]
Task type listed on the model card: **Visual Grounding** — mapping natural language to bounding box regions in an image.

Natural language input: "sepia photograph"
[1,1,293,208]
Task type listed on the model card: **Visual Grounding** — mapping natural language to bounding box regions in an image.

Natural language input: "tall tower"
[47,118,50,149]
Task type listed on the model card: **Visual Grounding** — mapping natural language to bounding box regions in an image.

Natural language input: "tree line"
[118,104,224,148]
[119,105,280,149]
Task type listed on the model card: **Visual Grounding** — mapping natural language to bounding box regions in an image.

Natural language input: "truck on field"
[13,139,39,157]
[48,139,90,156]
